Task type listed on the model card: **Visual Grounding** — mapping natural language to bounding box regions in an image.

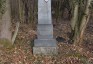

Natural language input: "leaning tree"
[70,0,92,46]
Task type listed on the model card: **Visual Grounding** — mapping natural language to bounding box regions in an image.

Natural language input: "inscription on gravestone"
[33,0,58,55]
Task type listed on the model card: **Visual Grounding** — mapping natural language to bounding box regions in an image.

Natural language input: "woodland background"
[0,0,93,64]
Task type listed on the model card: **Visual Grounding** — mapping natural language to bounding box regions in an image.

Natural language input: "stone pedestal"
[33,0,57,55]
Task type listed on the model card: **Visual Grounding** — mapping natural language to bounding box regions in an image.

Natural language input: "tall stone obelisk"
[33,0,57,55]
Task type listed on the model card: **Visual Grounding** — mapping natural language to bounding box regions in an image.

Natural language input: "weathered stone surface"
[34,39,57,47]
[33,47,58,55]
[37,24,53,39]
[38,0,52,24]
[38,35,53,39]
[37,24,53,31]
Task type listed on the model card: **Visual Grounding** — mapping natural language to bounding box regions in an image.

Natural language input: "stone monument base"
[33,39,58,55]
[34,39,57,47]
[33,46,58,55]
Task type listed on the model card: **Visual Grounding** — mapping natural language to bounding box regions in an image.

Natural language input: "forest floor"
[0,19,93,64]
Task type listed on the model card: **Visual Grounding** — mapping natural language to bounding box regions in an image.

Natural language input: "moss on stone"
[0,39,14,49]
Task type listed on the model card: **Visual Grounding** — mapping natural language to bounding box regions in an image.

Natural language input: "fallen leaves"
[0,20,93,64]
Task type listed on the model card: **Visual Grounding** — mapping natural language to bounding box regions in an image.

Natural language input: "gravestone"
[33,0,58,55]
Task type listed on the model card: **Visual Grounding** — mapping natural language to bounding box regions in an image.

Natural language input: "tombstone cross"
[33,0,58,55]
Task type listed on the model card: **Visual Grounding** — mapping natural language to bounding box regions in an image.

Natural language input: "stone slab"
[38,0,52,24]
[37,30,53,35]
[34,39,57,47]
[38,35,53,39]
[37,24,53,31]
[33,46,58,55]
[37,24,53,39]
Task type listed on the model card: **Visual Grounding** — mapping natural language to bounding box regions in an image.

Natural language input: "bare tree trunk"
[78,0,91,45]
[71,4,78,30]
[0,0,11,41]
[12,22,20,44]
[70,0,92,46]
[70,4,79,43]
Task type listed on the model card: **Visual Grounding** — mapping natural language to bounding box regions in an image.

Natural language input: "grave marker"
[33,0,57,55]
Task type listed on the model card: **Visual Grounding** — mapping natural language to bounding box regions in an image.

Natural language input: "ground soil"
[0,19,93,64]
